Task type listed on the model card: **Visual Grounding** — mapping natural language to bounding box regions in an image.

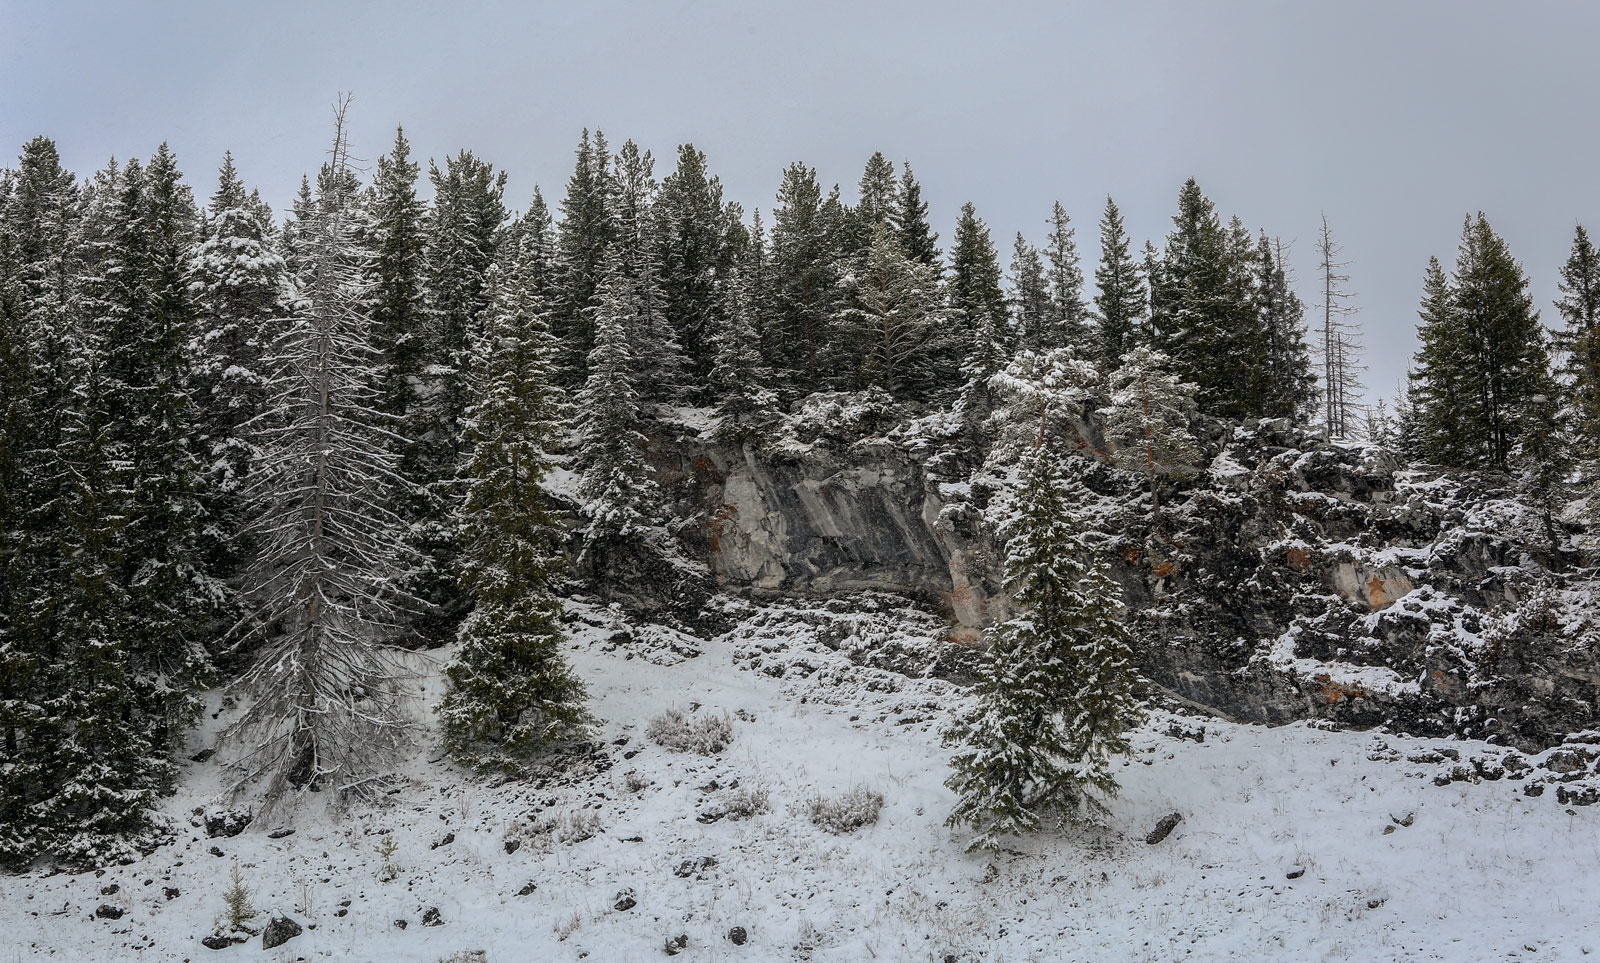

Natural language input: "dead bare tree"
[1316,213,1366,439]
[224,95,418,809]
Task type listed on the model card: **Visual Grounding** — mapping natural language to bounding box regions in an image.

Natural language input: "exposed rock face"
[668,440,1003,640]
[659,416,1597,750]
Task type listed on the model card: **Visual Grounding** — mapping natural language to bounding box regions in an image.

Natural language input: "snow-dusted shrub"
[554,909,583,941]
[436,953,488,963]
[722,785,770,820]
[524,808,602,849]
[621,769,651,793]
[807,785,885,834]
[647,708,733,755]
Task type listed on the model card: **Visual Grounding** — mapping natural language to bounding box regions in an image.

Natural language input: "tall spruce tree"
[710,259,780,443]
[280,174,315,285]
[1257,234,1317,423]
[1043,202,1091,352]
[192,153,284,581]
[366,127,428,447]
[0,138,83,865]
[944,444,1142,850]
[424,148,508,459]
[552,129,615,382]
[574,250,661,556]
[892,161,940,268]
[611,139,684,401]
[1556,224,1600,459]
[509,186,558,302]
[950,202,1011,415]
[768,163,840,390]
[1092,196,1146,366]
[1149,180,1268,419]
[1409,258,1474,464]
[836,222,953,401]
[439,254,587,769]
[410,148,508,644]
[656,144,726,394]
[1008,233,1051,353]
[1411,215,1556,471]
[77,149,213,751]
[119,144,215,721]
[855,151,898,235]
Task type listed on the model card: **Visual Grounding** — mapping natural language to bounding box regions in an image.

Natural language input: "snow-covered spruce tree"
[950,202,1012,420]
[1149,180,1268,420]
[115,144,218,721]
[552,129,615,383]
[36,319,176,863]
[279,174,316,286]
[769,162,842,390]
[224,101,418,805]
[710,261,780,444]
[1092,195,1146,366]
[855,150,898,234]
[65,149,215,782]
[1043,202,1091,354]
[1008,233,1050,354]
[1410,215,1556,471]
[1555,225,1600,468]
[611,138,686,402]
[506,186,558,302]
[1,172,179,861]
[1102,346,1201,527]
[836,221,954,402]
[574,249,661,560]
[0,139,84,866]
[439,254,588,770]
[1257,233,1317,424]
[944,443,1143,850]
[1407,258,1472,464]
[655,143,728,395]
[892,161,940,269]
[192,152,285,581]
[410,148,509,646]
[365,127,428,454]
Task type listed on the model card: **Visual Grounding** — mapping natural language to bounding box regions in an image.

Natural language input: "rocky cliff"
[643,413,1598,752]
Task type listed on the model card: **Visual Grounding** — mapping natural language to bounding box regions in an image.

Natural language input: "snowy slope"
[3,598,1598,962]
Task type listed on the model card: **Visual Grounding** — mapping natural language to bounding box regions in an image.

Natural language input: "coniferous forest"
[1,96,1598,909]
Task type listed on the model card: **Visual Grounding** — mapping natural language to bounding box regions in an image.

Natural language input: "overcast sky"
[4,0,1598,399]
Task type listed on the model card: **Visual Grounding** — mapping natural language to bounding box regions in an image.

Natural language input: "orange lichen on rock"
[690,456,723,484]
[1312,673,1366,705]
[1366,575,1397,609]
[706,503,738,553]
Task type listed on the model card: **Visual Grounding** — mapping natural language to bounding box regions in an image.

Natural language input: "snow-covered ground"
[4,598,1597,962]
